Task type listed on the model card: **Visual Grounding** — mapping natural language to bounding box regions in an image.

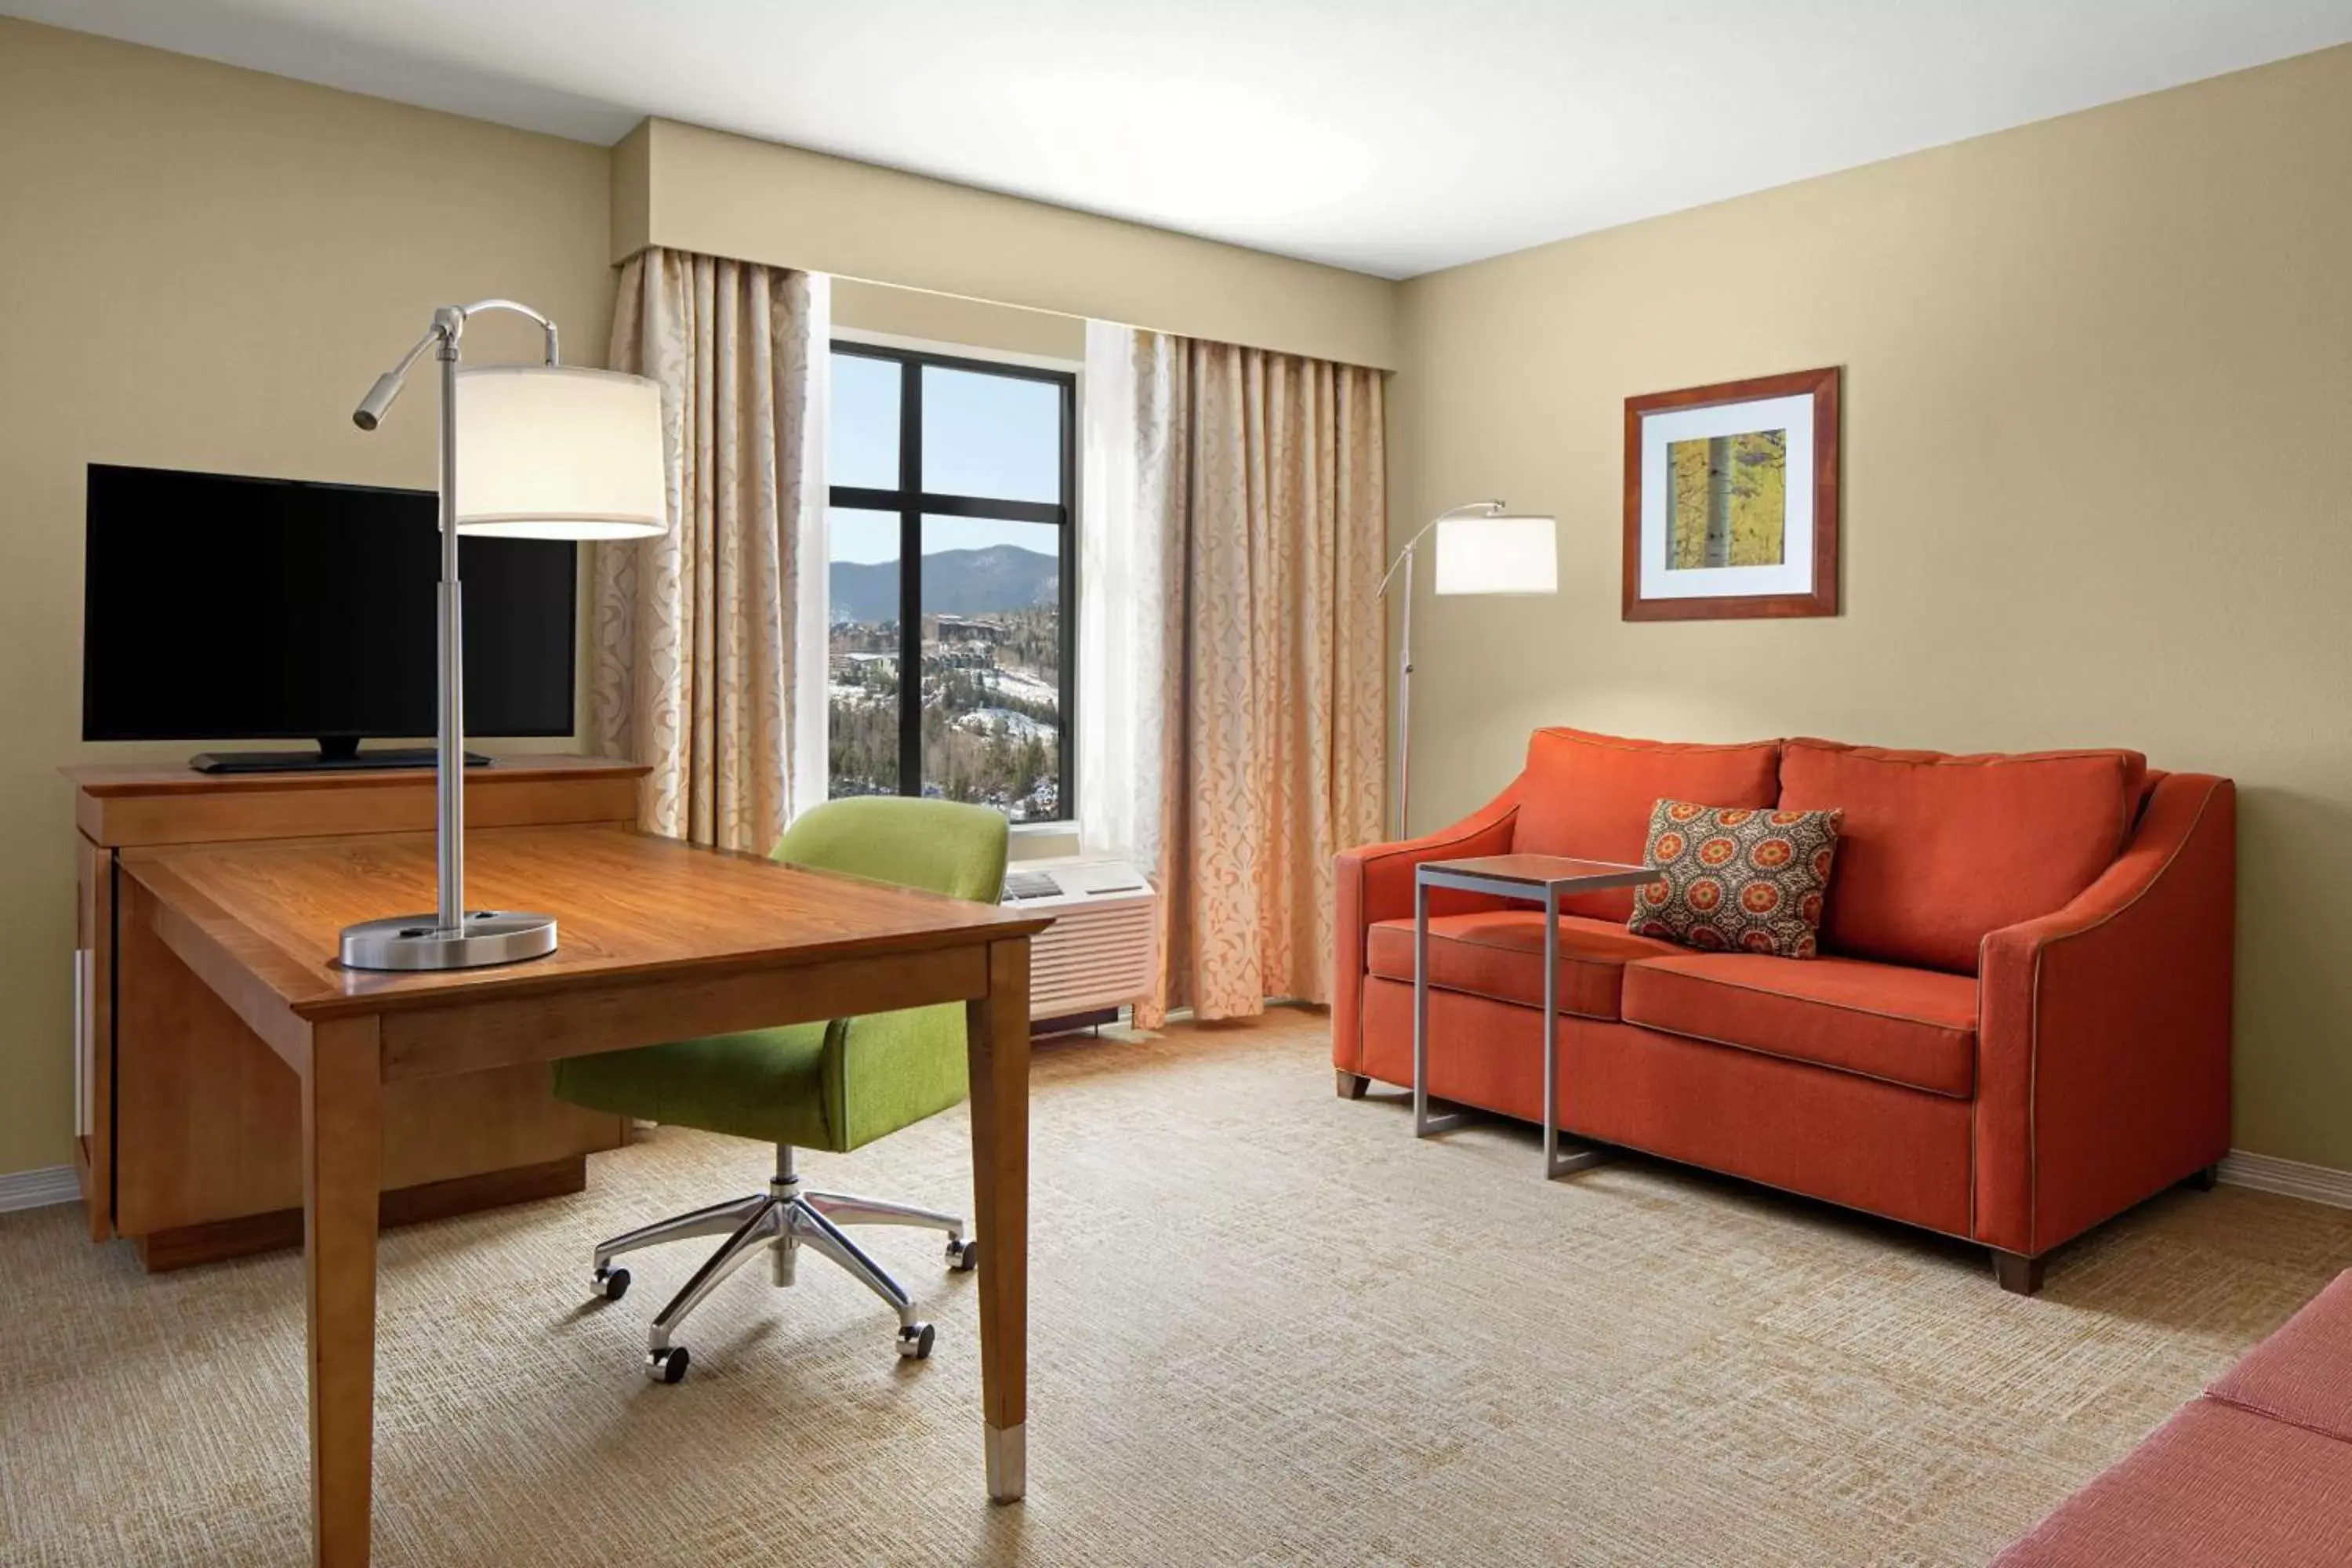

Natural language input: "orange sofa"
[1332,727,2235,1293]
[1993,1269,2352,1563]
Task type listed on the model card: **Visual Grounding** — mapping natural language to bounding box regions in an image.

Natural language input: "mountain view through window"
[827,347,1073,822]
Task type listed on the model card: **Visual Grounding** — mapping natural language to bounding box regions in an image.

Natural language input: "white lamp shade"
[453,365,666,540]
[1432,512,1557,596]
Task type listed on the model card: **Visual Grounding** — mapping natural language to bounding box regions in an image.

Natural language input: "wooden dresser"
[67,756,646,1270]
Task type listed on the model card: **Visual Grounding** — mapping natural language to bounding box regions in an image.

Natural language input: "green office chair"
[556,795,1011,1384]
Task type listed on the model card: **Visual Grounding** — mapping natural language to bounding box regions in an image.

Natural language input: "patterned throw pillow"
[1628,800,1843,958]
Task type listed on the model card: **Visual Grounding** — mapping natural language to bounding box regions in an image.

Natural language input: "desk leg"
[967,938,1030,1503]
[304,1016,383,1567]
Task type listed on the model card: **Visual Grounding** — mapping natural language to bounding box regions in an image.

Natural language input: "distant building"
[831,623,896,655]
[924,614,1007,645]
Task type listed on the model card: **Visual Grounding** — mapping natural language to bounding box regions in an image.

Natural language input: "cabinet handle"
[73,948,90,1140]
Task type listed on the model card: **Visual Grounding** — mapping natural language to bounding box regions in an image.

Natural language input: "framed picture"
[1622,365,1840,621]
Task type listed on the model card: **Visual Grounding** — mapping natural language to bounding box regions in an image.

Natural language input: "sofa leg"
[1991,1249,2045,1296]
[2186,1163,2220,1192]
[1335,1070,1371,1101]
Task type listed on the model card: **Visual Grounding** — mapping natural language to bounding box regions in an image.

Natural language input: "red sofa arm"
[1330,789,1523,1073]
[1976,774,2234,1256]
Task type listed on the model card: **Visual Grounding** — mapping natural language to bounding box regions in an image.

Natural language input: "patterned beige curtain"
[590,249,822,852]
[1130,332,1387,1025]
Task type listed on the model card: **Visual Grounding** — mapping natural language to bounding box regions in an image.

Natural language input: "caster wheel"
[647,1345,691,1385]
[896,1322,936,1360]
[946,1236,978,1272]
[591,1265,630,1302]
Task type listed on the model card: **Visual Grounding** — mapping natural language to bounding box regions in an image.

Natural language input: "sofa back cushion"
[1512,728,1783,920]
[1777,739,2147,974]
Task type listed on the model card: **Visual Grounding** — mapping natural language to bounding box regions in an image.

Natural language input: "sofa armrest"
[1976,774,2234,1255]
[1330,789,1522,1073]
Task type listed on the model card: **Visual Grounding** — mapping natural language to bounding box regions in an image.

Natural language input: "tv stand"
[189,741,493,775]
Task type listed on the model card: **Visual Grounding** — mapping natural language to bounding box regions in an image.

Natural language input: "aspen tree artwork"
[1667,430,1787,568]
[1624,365,1840,620]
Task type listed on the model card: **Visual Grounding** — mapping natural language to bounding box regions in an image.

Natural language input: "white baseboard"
[2219,1150,2352,1210]
[0,1165,81,1214]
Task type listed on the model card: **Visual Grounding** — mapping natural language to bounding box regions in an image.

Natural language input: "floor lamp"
[1377,501,1559,835]
[339,299,666,971]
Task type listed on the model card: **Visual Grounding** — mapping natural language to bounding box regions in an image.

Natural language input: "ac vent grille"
[1002,858,1157,1020]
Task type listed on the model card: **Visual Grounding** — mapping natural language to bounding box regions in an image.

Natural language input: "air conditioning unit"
[1000,856,1157,1025]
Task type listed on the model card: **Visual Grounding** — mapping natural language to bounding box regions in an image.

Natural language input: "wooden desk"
[121,823,1047,1567]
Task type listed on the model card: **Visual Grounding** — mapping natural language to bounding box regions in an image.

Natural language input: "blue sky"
[830,351,1062,564]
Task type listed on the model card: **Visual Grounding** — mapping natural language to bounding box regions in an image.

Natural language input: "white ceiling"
[13,0,2352,278]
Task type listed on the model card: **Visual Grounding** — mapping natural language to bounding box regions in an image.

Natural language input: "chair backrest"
[771,797,1010,905]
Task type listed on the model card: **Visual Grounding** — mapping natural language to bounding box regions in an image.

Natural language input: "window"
[827,343,1076,822]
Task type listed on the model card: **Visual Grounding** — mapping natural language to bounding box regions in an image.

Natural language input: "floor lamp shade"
[453,365,667,541]
[1432,512,1557,596]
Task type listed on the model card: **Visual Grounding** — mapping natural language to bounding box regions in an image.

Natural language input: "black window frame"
[827,339,1079,822]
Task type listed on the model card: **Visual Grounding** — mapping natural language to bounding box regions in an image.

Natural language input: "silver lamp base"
[338,910,560,972]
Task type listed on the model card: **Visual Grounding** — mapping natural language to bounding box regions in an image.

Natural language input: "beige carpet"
[5,1009,2349,1567]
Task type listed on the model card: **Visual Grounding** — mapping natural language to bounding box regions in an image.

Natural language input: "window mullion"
[896,357,924,799]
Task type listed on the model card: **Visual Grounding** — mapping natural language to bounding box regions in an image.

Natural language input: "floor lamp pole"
[1380,501,1504,840]
[1396,544,1414,837]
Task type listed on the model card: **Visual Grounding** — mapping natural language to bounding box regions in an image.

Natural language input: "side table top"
[1421,853,1660,891]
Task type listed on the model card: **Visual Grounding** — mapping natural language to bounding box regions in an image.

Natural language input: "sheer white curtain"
[1076,319,1167,867]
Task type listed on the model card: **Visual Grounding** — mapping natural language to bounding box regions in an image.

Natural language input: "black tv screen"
[82,464,576,743]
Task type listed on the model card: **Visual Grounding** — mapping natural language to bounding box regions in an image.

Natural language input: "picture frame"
[1622,365,1840,621]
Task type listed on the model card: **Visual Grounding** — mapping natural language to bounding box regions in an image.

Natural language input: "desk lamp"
[339,299,665,971]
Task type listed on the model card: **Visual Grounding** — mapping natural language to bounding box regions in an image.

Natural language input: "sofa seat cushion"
[1621,953,1978,1098]
[1991,1399,2352,1567]
[1777,738,2147,975]
[2207,1269,2352,1443]
[1508,727,1782,923]
[1367,911,1683,1021]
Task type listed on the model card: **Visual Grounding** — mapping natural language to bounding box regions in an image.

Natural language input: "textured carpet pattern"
[5,1010,2349,1566]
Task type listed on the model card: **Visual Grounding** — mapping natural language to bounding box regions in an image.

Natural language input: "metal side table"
[1414,854,1664,1178]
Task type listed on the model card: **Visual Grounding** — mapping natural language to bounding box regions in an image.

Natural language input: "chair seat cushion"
[554,1023,838,1149]
[2208,1269,2352,1443]
[1620,953,1978,1098]
[1992,1399,2352,1567]
[1367,911,1682,1021]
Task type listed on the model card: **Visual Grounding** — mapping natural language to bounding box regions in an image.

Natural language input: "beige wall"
[0,20,615,1176]
[618,118,1398,369]
[1392,44,2352,1170]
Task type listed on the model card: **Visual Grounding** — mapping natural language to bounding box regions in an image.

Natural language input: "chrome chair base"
[588,1145,973,1381]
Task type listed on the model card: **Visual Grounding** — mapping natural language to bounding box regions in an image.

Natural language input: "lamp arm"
[456,299,561,365]
[1374,499,1504,597]
[350,299,560,431]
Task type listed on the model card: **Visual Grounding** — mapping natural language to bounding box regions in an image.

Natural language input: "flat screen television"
[82,463,577,770]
